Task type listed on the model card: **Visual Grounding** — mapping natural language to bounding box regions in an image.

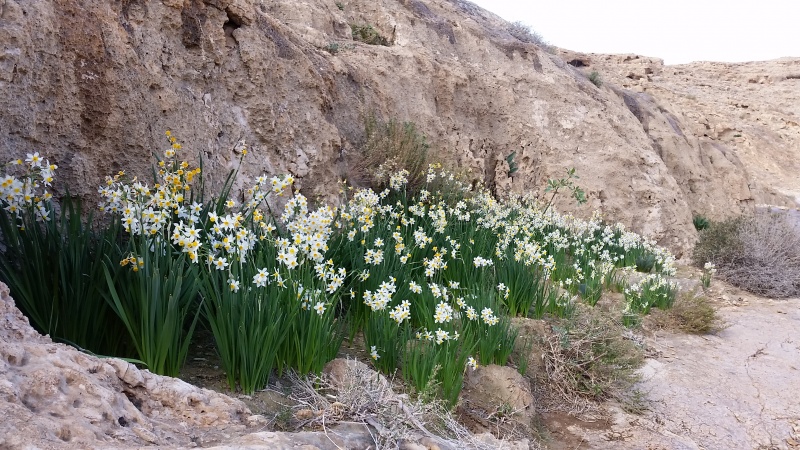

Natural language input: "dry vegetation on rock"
[694,210,800,298]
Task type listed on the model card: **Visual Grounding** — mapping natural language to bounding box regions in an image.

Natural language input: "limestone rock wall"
[4,0,788,254]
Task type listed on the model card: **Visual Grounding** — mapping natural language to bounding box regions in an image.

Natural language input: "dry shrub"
[538,306,644,415]
[647,293,721,335]
[286,362,497,450]
[506,21,549,48]
[349,115,430,191]
[694,210,800,298]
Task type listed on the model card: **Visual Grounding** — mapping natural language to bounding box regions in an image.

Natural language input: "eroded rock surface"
[0,282,251,448]
[0,0,767,255]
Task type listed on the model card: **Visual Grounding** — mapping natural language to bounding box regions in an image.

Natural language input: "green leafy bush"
[350,24,390,46]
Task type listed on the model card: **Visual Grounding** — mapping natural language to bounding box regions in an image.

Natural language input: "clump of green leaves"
[693,214,710,231]
[324,42,340,54]
[506,152,519,176]
[635,254,655,273]
[335,1,344,10]
[103,242,201,377]
[351,24,390,46]
[588,71,602,87]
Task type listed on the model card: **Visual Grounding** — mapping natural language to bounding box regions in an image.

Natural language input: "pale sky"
[469,0,800,65]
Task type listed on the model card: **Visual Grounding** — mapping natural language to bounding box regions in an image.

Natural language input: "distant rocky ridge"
[0,0,797,255]
[560,51,800,213]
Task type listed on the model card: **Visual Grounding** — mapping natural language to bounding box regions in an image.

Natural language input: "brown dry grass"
[348,115,430,191]
[285,361,499,450]
[646,293,722,335]
[537,305,644,415]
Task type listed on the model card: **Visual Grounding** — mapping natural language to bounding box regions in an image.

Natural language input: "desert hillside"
[0,0,796,253]
[560,51,800,210]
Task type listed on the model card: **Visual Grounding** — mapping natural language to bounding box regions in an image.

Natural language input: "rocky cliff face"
[0,281,255,447]
[561,51,800,213]
[1,0,795,254]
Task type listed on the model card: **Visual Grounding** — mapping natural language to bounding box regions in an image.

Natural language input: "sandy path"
[558,296,800,449]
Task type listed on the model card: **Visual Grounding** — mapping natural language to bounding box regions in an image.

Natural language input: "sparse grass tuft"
[349,115,430,191]
[507,21,550,50]
[668,294,721,334]
[648,293,721,335]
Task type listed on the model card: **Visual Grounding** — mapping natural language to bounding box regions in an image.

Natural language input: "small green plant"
[324,42,340,54]
[634,254,656,273]
[402,339,474,407]
[693,214,710,231]
[506,151,519,176]
[335,1,344,10]
[103,244,201,377]
[514,337,533,376]
[588,71,602,87]
[733,134,742,138]
[543,167,587,215]
[350,24,390,46]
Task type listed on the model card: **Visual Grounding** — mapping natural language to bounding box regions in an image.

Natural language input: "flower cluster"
[99,134,205,261]
[701,261,716,288]
[1,153,57,224]
[363,278,397,312]
[389,300,411,324]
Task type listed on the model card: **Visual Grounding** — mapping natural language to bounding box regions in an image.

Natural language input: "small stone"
[246,414,270,426]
